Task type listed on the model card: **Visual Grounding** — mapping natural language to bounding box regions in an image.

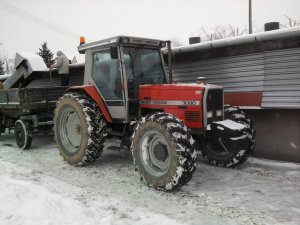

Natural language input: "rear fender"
[68,85,112,123]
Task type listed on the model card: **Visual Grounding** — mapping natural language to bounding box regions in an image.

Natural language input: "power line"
[0,0,79,39]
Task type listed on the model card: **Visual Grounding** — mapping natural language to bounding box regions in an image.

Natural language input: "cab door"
[88,49,126,121]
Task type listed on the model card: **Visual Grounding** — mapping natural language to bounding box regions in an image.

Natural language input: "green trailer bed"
[0,87,68,149]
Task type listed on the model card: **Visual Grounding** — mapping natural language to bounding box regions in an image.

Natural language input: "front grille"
[206,88,223,124]
[185,111,201,122]
[207,89,223,111]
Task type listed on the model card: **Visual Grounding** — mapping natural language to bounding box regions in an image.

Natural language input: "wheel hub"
[153,144,168,162]
[60,108,82,153]
[140,130,171,177]
[75,124,81,135]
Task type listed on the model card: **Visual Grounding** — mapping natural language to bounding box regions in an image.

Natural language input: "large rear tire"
[201,105,255,167]
[131,113,197,191]
[54,92,107,166]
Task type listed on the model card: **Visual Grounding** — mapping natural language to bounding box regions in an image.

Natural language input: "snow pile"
[0,160,182,225]
[0,161,100,225]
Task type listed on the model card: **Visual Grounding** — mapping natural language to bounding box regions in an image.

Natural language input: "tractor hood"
[139,83,224,129]
[139,83,221,103]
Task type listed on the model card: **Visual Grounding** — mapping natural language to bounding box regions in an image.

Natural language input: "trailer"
[0,52,83,149]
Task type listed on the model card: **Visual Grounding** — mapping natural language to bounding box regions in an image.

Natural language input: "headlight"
[216,110,222,117]
[207,111,213,118]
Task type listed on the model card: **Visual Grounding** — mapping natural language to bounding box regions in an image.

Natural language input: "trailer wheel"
[54,92,107,166]
[131,113,197,191]
[201,105,255,167]
[15,120,32,150]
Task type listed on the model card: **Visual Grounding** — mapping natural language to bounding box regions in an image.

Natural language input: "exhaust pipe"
[166,40,173,83]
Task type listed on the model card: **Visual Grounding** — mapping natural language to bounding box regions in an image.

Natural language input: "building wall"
[169,43,300,162]
[171,47,300,109]
[245,109,300,163]
[262,48,300,108]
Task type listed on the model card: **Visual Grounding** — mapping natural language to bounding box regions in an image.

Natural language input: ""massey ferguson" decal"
[140,100,200,106]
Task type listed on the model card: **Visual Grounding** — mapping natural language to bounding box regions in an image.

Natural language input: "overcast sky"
[0,0,299,58]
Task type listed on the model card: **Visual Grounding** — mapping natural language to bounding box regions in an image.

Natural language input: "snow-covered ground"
[0,133,299,225]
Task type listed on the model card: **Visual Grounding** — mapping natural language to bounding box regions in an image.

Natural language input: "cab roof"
[78,35,166,54]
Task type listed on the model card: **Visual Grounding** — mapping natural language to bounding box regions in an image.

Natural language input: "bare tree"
[5,57,15,74]
[0,58,5,75]
[281,15,300,28]
[198,25,248,42]
[170,37,186,47]
[0,55,15,74]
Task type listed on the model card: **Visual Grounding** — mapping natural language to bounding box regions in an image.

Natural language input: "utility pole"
[249,0,253,34]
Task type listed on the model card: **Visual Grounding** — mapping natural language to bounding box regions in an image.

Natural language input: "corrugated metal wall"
[171,47,300,109]
[172,52,265,93]
[262,48,300,108]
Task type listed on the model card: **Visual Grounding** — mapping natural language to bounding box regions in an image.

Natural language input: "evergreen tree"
[0,58,5,75]
[37,41,55,66]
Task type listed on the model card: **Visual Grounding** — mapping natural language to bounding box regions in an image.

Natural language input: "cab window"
[91,51,122,100]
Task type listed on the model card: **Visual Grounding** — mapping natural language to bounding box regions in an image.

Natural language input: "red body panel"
[69,85,112,122]
[224,92,262,107]
[139,84,206,128]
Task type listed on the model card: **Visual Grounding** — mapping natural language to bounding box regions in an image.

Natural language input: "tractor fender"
[68,85,112,123]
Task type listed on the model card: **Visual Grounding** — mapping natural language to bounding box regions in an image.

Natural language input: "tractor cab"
[78,36,167,122]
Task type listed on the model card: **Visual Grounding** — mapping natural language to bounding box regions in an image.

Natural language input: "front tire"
[201,105,255,167]
[54,92,107,166]
[224,105,256,143]
[131,113,197,191]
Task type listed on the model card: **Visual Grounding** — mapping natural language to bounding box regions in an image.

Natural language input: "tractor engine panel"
[139,84,206,128]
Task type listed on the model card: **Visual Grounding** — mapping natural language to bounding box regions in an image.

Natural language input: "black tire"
[224,105,256,164]
[15,120,32,150]
[54,92,107,166]
[201,105,255,167]
[131,113,197,191]
[224,105,256,142]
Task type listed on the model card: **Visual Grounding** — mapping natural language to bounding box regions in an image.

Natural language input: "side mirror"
[110,46,118,59]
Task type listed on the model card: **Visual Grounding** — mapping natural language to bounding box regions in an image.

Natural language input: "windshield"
[123,47,165,99]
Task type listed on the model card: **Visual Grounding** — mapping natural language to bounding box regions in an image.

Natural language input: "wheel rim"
[208,142,230,156]
[15,121,26,148]
[139,130,171,177]
[206,133,234,159]
[59,107,82,153]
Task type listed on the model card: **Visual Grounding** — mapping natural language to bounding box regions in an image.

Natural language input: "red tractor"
[54,36,255,191]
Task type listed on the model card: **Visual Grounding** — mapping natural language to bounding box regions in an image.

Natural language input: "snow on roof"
[15,51,48,71]
[74,54,85,63]
[62,54,85,64]
[169,26,300,55]
[0,74,11,81]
